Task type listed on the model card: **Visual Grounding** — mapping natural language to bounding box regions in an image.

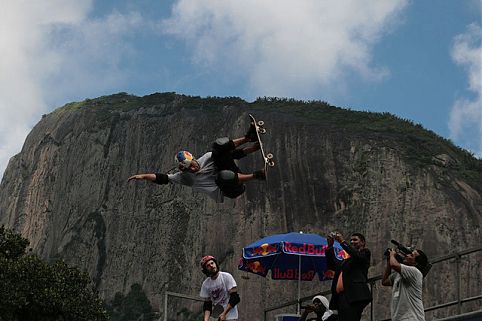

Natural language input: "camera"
[390,240,413,255]
[300,305,315,311]
[383,248,404,263]
[385,240,432,277]
[329,231,338,238]
[383,240,413,263]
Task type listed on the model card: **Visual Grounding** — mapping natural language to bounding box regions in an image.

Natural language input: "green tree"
[0,226,108,321]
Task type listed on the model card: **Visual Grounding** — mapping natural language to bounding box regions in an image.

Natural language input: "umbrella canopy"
[238,232,347,281]
[238,232,348,314]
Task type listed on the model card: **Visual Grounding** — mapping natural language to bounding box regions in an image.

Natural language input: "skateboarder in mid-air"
[128,122,265,203]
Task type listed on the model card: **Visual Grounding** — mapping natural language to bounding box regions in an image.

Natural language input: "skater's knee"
[216,170,239,185]
[212,137,235,152]
[215,137,230,146]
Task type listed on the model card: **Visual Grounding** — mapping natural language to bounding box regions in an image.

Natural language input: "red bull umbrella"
[238,232,347,313]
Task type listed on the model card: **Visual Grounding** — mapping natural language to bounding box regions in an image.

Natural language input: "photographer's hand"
[334,232,344,244]
[327,234,334,247]
[389,249,402,273]
[382,252,393,286]
[299,306,313,321]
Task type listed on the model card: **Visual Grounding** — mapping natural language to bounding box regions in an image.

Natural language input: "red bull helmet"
[175,151,194,170]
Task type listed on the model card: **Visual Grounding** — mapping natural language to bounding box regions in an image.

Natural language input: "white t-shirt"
[200,271,238,320]
[389,264,425,321]
[168,152,224,203]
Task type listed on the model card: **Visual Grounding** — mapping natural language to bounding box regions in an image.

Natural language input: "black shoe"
[245,123,258,142]
[253,170,266,180]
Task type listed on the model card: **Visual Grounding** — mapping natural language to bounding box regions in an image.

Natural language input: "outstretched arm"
[335,233,370,265]
[326,235,340,271]
[128,173,169,184]
[381,257,392,286]
[128,173,156,181]
[389,249,402,273]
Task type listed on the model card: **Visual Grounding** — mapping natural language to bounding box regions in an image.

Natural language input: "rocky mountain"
[1,92,481,320]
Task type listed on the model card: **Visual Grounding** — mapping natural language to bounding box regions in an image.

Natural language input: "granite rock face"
[1,93,481,320]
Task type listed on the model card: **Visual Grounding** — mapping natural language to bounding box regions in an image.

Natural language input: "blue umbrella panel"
[238,232,347,281]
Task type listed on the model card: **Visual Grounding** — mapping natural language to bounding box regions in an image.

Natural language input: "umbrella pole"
[297,255,301,315]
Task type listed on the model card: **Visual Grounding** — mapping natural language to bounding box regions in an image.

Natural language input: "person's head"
[404,249,428,268]
[350,233,366,250]
[312,295,329,314]
[200,255,219,277]
[175,151,200,173]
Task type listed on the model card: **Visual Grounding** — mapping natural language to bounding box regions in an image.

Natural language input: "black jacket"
[326,241,372,309]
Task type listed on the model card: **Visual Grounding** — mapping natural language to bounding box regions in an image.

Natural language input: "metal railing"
[263,246,482,321]
[162,291,205,321]
[159,246,481,321]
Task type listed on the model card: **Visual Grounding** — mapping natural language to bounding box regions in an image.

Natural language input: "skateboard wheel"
[268,160,275,167]
[267,153,274,160]
[259,128,266,134]
[257,120,264,126]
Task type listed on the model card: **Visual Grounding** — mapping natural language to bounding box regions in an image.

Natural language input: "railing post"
[370,281,374,321]
[455,254,461,314]
[163,289,168,321]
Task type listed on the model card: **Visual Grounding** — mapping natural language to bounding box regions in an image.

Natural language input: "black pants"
[218,180,246,198]
[336,293,367,321]
[212,138,247,198]
[212,138,246,172]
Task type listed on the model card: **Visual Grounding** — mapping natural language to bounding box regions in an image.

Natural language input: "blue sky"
[1,0,481,177]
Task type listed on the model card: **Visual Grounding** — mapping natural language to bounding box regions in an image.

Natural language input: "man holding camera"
[326,232,372,321]
[381,245,429,321]
[299,295,337,321]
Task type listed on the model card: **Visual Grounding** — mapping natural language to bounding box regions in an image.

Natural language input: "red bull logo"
[283,242,327,256]
[272,268,316,280]
[336,249,350,260]
[246,261,266,274]
[323,269,335,279]
[249,243,278,257]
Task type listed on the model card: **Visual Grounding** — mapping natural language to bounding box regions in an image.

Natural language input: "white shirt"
[389,264,425,321]
[200,271,238,320]
[168,152,224,202]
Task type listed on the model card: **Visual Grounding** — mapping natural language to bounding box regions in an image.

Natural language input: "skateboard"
[248,114,275,172]
[210,304,225,320]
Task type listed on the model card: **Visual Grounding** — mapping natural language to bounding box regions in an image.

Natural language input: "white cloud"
[44,11,144,102]
[163,0,409,98]
[0,1,146,177]
[449,23,482,157]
